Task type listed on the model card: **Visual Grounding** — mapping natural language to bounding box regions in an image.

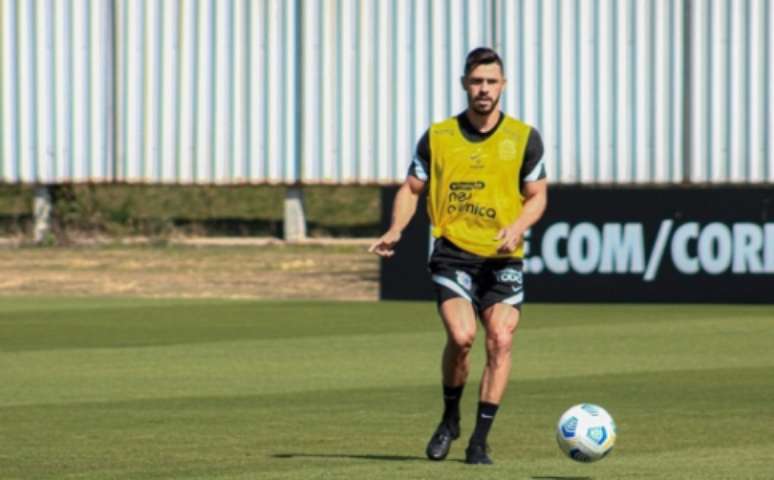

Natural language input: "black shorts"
[428,237,525,312]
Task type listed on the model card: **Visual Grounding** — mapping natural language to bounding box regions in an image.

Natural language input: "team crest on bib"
[455,270,472,291]
[499,139,517,161]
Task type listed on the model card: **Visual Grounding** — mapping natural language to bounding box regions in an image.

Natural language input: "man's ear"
[460,75,467,90]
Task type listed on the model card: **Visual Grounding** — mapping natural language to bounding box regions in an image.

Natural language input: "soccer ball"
[556,403,617,462]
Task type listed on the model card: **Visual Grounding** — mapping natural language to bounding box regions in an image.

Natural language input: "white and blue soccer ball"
[556,403,617,463]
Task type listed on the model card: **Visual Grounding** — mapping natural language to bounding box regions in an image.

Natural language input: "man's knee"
[486,329,513,357]
[448,330,476,353]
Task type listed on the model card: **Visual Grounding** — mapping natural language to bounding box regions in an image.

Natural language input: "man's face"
[462,63,505,115]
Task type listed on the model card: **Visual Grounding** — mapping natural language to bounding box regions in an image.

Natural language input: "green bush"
[0,184,382,238]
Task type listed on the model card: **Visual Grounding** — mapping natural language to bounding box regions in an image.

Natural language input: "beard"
[468,92,500,115]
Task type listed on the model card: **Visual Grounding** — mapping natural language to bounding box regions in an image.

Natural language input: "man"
[369,47,547,465]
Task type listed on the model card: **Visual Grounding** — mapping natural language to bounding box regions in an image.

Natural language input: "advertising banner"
[380,186,774,303]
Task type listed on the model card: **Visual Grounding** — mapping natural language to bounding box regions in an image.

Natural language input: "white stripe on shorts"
[431,275,472,302]
[501,292,524,305]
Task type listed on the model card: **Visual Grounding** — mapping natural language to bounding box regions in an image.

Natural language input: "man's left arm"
[496,128,548,253]
[496,179,547,253]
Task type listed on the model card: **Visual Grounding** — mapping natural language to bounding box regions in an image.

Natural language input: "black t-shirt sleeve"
[519,128,546,183]
[407,130,430,181]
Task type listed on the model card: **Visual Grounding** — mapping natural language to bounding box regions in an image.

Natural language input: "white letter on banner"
[732,223,763,273]
[568,223,601,274]
[542,223,570,274]
[698,223,733,275]
[599,223,645,273]
[765,224,774,273]
[671,222,700,274]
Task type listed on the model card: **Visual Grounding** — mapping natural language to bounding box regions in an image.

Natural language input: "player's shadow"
[272,452,441,462]
[531,476,593,480]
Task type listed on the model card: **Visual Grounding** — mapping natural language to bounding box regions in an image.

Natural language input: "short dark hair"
[464,47,503,77]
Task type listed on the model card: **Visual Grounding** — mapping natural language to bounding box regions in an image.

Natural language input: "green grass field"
[2,299,773,479]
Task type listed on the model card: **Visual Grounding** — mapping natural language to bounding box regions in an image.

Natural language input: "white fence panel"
[0,0,113,183]
[1,0,772,185]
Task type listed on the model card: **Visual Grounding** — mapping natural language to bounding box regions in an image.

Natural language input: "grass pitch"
[1,299,772,479]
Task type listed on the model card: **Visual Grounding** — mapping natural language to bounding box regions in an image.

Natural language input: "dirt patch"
[0,244,379,300]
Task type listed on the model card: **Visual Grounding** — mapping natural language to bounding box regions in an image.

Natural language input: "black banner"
[380,186,774,303]
[379,187,434,301]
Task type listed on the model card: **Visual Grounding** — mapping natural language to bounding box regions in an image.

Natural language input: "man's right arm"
[369,130,431,257]
[368,175,426,257]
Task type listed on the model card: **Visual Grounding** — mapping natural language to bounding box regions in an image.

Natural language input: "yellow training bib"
[427,115,531,258]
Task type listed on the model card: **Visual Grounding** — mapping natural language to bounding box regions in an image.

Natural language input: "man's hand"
[368,229,402,257]
[495,224,524,254]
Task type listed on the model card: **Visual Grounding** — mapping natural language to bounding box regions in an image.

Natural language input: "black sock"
[469,402,499,445]
[442,384,464,425]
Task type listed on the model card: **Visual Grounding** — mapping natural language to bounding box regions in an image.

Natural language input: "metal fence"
[495,0,687,184]
[1,0,113,183]
[116,0,300,184]
[1,0,772,185]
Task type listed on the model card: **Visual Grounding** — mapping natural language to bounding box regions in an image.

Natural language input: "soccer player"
[369,47,547,465]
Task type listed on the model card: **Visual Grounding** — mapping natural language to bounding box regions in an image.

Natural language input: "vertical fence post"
[283,0,307,241]
[284,186,307,241]
[33,185,52,243]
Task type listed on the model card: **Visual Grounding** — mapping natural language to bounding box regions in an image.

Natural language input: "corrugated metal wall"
[0,0,113,183]
[1,0,772,185]
[689,0,774,183]
[115,0,299,184]
[496,0,686,184]
[301,0,491,183]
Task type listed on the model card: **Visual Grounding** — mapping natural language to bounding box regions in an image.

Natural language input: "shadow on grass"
[531,476,593,480]
[273,452,452,462]
[274,455,594,473]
